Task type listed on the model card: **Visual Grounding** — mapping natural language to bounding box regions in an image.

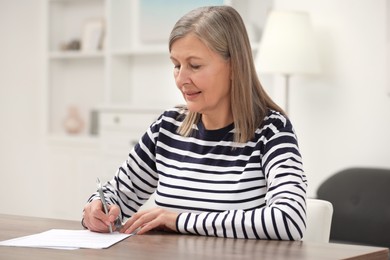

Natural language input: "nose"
[175,66,191,88]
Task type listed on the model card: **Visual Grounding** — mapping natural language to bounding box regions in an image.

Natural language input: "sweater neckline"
[196,119,235,140]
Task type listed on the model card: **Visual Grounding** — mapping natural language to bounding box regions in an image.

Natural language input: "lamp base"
[284,74,290,115]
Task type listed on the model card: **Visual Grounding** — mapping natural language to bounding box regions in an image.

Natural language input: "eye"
[190,64,200,70]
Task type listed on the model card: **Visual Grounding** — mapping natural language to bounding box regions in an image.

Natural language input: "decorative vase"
[63,106,84,134]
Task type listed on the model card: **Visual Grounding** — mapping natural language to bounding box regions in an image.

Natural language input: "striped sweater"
[89,107,307,240]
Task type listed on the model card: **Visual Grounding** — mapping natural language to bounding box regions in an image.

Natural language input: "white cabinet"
[98,108,159,156]
[98,107,160,181]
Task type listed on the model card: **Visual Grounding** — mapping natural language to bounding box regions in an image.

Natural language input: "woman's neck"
[201,111,233,130]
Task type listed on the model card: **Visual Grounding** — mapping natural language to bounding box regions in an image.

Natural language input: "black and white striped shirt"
[90,107,307,240]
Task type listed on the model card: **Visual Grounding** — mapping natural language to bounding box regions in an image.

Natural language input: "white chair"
[302,198,333,243]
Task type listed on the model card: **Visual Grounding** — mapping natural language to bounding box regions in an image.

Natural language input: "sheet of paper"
[0,229,131,250]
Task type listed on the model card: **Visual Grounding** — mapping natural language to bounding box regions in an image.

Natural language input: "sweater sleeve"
[86,115,162,220]
[176,117,307,240]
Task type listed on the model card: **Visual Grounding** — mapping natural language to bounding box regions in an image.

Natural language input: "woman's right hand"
[82,199,121,233]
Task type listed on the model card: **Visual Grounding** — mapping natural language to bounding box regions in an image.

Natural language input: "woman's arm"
[176,118,307,240]
[82,116,162,230]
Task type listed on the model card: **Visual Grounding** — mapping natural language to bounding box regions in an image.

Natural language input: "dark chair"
[317,167,390,249]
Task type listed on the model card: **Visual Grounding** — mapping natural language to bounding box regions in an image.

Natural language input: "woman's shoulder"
[263,109,288,126]
[259,109,294,134]
[154,106,188,126]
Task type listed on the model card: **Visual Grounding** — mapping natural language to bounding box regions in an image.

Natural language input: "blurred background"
[0,0,389,221]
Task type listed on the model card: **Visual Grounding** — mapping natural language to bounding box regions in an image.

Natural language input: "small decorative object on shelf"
[60,39,81,51]
[89,109,99,136]
[81,18,105,52]
[63,106,84,135]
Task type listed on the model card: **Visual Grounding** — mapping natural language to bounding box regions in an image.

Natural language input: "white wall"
[0,0,389,220]
[0,1,50,216]
[0,0,46,214]
[274,0,390,197]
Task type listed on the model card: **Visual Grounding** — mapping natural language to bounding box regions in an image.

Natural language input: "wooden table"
[0,214,388,260]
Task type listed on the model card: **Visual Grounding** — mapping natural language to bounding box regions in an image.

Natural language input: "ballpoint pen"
[96,178,113,233]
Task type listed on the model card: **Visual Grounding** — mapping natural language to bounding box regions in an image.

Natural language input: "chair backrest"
[302,198,333,243]
[317,167,390,248]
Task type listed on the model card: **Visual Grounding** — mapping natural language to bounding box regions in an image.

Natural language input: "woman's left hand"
[120,208,179,235]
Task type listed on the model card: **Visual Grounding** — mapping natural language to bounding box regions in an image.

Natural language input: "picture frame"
[139,0,224,43]
[81,18,105,52]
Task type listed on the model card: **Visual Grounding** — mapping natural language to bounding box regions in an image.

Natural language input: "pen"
[96,178,113,233]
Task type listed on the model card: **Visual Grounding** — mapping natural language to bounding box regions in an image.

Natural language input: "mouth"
[183,90,201,101]
[185,91,201,96]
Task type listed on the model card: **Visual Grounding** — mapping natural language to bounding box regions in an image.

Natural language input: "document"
[0,229,131,250]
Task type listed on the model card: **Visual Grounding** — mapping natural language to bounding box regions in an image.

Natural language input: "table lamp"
[255,10,320,114]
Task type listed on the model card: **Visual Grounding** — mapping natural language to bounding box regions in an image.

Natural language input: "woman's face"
[170,34,231,120]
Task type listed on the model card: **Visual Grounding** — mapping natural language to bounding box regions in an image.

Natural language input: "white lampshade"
[256,10,320,75]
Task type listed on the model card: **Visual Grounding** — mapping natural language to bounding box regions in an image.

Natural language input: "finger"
[136,211,178,235]
[83,201,102,230]
[120,209,147,231]
[92,201,111,225]
[84,210,108,232]
[122,210,155,234]
[120,213,143,233]
[136,219,161,235]
[108,204,120,222]
[90,216,112,233]
[87,200,113,232]
[107,205,121,231]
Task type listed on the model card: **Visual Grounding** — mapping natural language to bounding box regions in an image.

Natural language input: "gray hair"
[169,6,283,143]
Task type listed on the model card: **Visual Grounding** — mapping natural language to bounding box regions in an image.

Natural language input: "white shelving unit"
[44,0,272,142]
[45,0,104,143]
[41,0,272,220]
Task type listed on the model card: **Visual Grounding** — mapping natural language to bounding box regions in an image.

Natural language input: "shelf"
[47,134,99,148]
[97,104,165,113]
[49,0,101,2]
[49,51,104,59]
[111,45,168,56]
